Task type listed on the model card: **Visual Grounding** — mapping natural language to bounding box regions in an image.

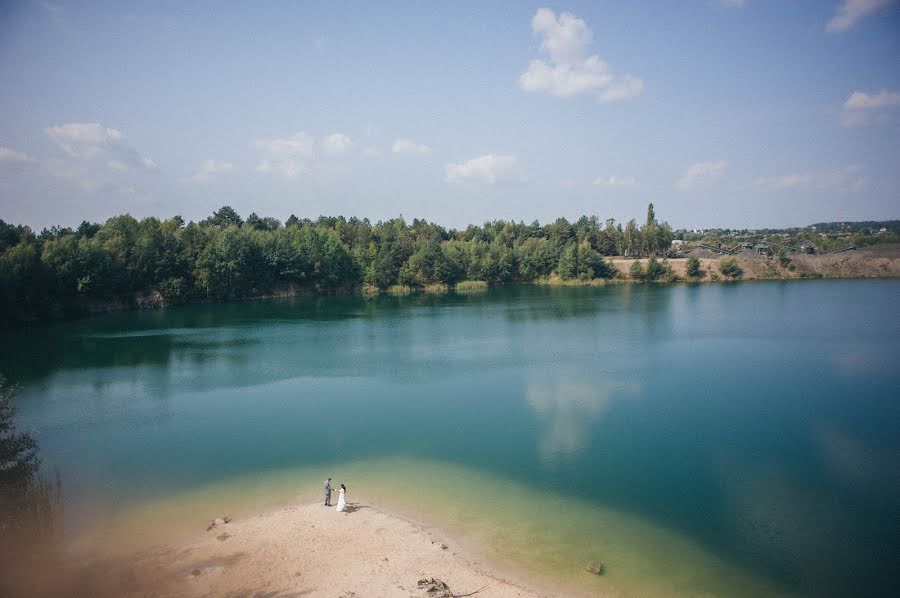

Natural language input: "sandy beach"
[16,498,566,598]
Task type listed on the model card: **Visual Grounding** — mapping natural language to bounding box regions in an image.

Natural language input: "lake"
[2,280,898,597]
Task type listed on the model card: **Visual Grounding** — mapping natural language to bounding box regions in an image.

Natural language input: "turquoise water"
[2,281,898,596]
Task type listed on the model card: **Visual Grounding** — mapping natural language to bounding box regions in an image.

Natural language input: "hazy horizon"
[1,1,899,231]
[3,204,898,235]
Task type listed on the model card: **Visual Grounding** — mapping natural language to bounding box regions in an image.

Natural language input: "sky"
[0,0,898,231]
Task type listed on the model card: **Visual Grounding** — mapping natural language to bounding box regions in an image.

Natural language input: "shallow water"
[3,281,898,596]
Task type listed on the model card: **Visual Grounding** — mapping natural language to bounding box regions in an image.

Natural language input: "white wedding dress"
[335,488,346,512]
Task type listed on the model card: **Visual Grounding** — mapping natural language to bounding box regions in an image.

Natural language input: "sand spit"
[19,501,566,598]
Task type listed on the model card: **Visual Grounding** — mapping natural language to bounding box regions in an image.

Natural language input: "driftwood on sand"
[205,515,232,531]
[418,577,488,598]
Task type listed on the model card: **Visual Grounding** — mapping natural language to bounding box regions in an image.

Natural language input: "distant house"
[756,243,770,256]
[671,239,684,248]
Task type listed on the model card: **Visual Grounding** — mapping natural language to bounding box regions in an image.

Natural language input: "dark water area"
[1,280,898,596]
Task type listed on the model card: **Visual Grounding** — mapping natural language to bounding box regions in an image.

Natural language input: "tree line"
[0,204,674,327]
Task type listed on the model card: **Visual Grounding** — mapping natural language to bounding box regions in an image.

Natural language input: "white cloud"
[531,7,593,64]
[520,56,613,98]
[254,131,353,177]
[46,123,124,159]
[826,0,896,33]
[0,146,36,166]
[33,0,65,25]
[42,157,99,192]
[254,131,315,178]
[519,8,643,102]
[716,0,745,7]
[186,159,235,183]
[445,154,520,184]
[820,165,867,192]
[752,173,813,191]
[844,90,900,110]
[752,166,866,192]
[598,75,645,102]
[844,89,900,110]
[593,175,637,188]
[676,160,728,189]
[322,133,353,156]
[841,89,900,125]
[392,138,432,154]
[45,122,157,172]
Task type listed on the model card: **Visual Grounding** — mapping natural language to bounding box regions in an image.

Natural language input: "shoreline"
[8,270,900,333]
[26,456,796,598]
[43,498,569,598]
[5,243,898,330]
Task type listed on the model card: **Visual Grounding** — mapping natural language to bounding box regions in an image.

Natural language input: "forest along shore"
[6,243,900,328]
[2,206,898,327]
[14,501,564,598]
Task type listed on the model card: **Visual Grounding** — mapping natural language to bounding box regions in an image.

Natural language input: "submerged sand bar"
[50,458,795,597]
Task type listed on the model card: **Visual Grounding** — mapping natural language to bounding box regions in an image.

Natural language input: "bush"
[629,259,644,280]
[686,256,702,278]
[645,256,665,280]
[455,280,488,292]
[719,257,743,279]
[0,377,63,562]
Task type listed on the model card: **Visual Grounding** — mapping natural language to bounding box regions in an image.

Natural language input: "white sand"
[64,500,565,598]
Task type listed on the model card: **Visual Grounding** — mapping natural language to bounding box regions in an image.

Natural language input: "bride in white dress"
[335,483,347,512]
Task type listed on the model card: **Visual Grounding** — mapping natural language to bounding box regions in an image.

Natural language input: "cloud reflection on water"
[526,377,639,462]
[816,422,900,501]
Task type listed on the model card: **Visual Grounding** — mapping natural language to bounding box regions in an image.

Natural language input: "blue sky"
[0,0,898,230]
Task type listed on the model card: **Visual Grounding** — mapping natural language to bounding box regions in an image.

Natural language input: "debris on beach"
[585,560,605,575]
[189,565,225,579]
[417,578,488,597]
[216,532,231,541]
[205,515,232,531]
[418,578,452,597]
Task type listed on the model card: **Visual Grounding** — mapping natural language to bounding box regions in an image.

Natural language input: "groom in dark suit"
[324,477,332,506]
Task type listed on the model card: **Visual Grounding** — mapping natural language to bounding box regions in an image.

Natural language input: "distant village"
[671,220,899,257]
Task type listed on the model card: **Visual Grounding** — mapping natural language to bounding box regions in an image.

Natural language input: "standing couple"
[323,477,347,512]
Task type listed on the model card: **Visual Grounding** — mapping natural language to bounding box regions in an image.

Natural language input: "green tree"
[642,203,658,255]
[516,237,556,280]
[629,259,644,280]
[399,242,446,286]
[623,219,639,257]
[645,255,665,280]
[719,257,743,279]
[203,206,243,228]
[686,256,702,278]
[577,240,613,279]
[556,243,578,279]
